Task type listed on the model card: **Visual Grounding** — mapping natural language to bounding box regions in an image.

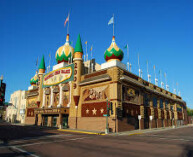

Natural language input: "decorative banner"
[42,64,74,88]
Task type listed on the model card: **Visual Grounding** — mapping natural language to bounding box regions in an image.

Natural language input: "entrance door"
[44,116,48,126]
[144,107,149,129]
[52,116,57,127]
[62,115,68,129]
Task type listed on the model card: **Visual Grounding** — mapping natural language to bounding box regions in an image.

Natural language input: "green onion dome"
[30,73,39,86]
[104,36,124,62]
[55,34,74,64]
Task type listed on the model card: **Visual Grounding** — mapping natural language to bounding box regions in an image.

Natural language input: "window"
[177,107,182,112]
[160,99,163,109]
[165,100,169,110]
[153,97,157,108]
[143,94,149,107]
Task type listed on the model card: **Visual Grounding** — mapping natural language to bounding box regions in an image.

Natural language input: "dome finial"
[104,36,124,62]
[55,34,74,64]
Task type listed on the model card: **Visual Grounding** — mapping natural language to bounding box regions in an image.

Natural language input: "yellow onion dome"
[104,36,124,62]
[30,73,39,86]
[55,34,74,64]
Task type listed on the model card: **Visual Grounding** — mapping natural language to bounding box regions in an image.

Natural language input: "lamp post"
[138,115,141,130]
[149,115,153,129]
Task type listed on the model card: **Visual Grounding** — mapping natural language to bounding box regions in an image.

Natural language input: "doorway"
[62,114,68,129]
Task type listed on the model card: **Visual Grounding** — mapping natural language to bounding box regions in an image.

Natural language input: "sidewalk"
[111,124,193,136]
[58,124,193,136]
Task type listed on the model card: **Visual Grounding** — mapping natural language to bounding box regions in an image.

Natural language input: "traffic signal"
[107,109,110,117]
[0,82,6,106]
[110,102,113,114]
[107,101,111,116]
[0,98,3,106]
[107,101,114,116]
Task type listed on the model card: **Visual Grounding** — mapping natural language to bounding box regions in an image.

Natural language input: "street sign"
[103,114,107,117]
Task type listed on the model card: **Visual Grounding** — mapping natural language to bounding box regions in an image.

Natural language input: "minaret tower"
[73,34,83,107]
[37,55,46,107]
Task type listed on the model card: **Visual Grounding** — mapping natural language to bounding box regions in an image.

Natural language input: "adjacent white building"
[6,90,27,123]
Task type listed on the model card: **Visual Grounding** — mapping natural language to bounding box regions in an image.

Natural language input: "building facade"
[25,33,188,132]
[6,90,27,123]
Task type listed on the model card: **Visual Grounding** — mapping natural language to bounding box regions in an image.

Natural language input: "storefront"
[35,107,69,128]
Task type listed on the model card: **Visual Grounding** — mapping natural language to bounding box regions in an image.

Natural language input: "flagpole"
[127,44,129,71]
[113,14,114,36]
[91,45,93,60]
[147,61,149,82]
[91,45,93,72]
[36,56,39,73]
[49,53,51,72]
[67,13,70,34]
[86,42,88,61]
[154,65,157,86]
[147,61,149,75]
[138,53,140,77]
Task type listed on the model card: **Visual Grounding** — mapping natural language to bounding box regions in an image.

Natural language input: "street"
[0,122,193,157]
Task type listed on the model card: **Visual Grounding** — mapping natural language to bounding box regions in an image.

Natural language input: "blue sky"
[1,0,193,108]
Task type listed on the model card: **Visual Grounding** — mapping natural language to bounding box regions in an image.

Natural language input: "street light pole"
[105,98,109,134]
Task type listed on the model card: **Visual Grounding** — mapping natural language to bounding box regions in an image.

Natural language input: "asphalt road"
[0,121,193,157]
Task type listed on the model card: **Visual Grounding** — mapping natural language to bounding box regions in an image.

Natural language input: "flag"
[108,16,114,25]
[90,45,93,51]
[64,13,70,27]
[85,41,87,44]
[153,65,155,70]
[164,73,166,77]
[124,44,128,49]
[36,57,38,66]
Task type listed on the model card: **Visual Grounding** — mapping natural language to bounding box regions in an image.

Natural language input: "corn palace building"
[25,33,188,132]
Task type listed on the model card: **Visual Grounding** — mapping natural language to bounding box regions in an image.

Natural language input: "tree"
[187,108,193,116]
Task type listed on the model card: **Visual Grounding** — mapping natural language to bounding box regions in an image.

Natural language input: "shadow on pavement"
[0,121,57,146]
[181,144,193,157]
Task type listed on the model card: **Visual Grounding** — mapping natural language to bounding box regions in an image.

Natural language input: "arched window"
[160,99,163,109]
[153,97,157,108]
[143,94,149,107]
[165,100,169,110]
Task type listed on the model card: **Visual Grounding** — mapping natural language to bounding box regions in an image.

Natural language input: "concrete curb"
[57,129,106,136]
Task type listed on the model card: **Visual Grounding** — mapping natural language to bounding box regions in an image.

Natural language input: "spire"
[74,34,83,53]
[66,34,69,43]
[39,55,46,70]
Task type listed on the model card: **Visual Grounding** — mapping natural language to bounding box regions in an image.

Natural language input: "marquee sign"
[42,64,74,88]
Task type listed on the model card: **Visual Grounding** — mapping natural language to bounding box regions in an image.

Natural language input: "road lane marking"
[11,146,39,157]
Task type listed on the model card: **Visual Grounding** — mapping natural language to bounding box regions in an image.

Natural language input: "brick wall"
[69,117,116,132]
[25,117,35,125]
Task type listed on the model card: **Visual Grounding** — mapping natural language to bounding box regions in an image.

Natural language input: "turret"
[37,55,46,107]
[38,55,46,74]
[73,34,83,107]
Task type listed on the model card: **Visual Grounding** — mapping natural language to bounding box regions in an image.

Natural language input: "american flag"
[64,13,70,27]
